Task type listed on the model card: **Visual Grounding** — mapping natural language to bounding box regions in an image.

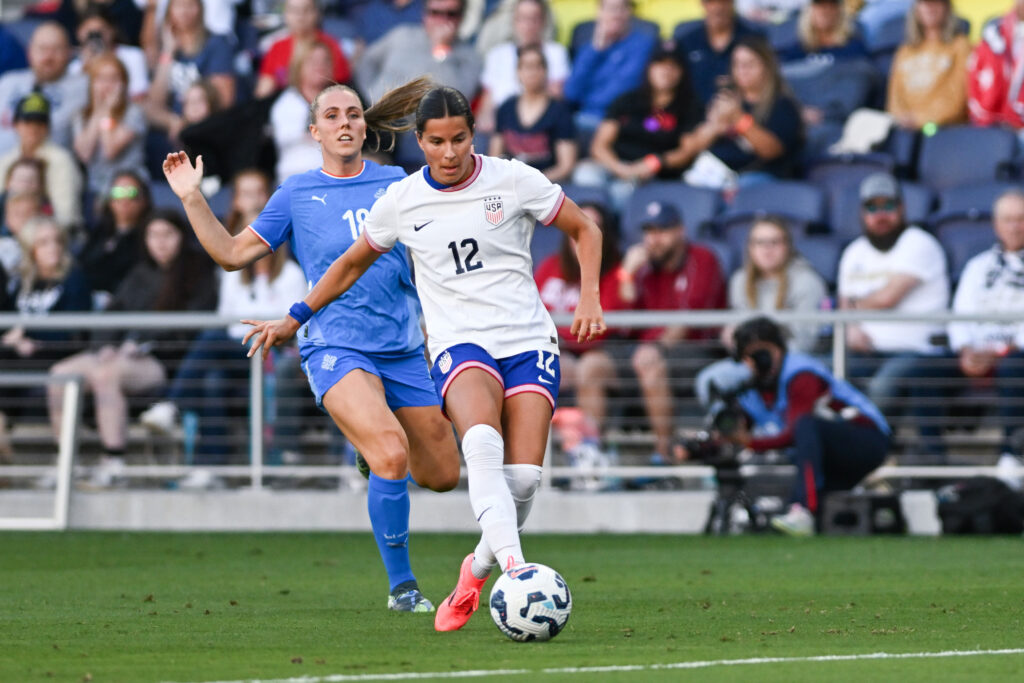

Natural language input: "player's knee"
[366,429,409,478]
[504,464,542,504]
[462,423,504,465]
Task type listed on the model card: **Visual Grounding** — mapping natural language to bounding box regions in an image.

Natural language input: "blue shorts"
[429,343,560,416]
[302,345,438,411]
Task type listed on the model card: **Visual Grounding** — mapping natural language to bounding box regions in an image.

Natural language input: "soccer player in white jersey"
[243,85,605,632]
[161,79,461,614]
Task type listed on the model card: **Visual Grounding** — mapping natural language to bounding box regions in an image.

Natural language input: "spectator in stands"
[356,0,482,103]
[141,0,241,66]
[0,24,28,77]
[1,215,91,374]
[144,0,237,144]
[710,316,889,536]
[969,0,1024,129]
[618,200,727,460]
[270,39,336,182]
[0,92,83,230]
[675,0,765,106]
[726,216,827,353]
[837,172,949,429]
[79,170,151,305]
[1,157,51,221]
[71,5,149,102]
[0,191,44,275]
[887,0,970,130]
[476,0,569,133]
[83,0,144,47]
[348,0,427,48]
[777,0,867,62]
[905,190,1024,461]
[0,22,88,152]
[476,0,557,55]
[682,35,804,185]
[563,0,657,134]
[535,201,630,435]
[72,54,148,197]
[735,0,806,24]
[574,45,702,209]
[46,209,217,486]
[488,45,576,184]
[139,170,307,484]
[254,0,351,98]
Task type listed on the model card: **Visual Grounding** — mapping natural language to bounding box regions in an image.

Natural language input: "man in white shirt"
[837,172,950,434]
[905,189,1024,461]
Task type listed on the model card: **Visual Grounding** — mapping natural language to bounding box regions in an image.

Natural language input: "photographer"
[724,317,890,536]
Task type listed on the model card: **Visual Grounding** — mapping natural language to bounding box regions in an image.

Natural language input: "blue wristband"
[288,301,314,325]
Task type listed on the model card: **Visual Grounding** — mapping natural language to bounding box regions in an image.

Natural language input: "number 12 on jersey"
[448,238,484,275]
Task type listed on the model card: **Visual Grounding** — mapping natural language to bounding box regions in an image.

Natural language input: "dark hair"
[557,201,620,282]
[415,86,475,135]
[94,168,152,236]
[143,208,213,311]
[516,43,547,69]
[732,315,788,361]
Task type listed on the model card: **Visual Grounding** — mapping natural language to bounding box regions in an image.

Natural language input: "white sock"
[462,424,522,572]
[472,464,542,577]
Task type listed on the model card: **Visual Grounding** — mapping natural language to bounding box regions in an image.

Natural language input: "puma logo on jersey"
[311,194,327,205]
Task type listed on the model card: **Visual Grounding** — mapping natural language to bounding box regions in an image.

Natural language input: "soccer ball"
[489,562,572,642]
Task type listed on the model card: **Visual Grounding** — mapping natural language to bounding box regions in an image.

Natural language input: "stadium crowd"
[0,0,1023,484]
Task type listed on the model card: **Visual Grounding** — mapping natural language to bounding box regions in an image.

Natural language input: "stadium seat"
[929,182,1019,231]
[699,239,737,278]
[150,180,180,212]
[861,11,907,56]
[938,223,996,283]
[530,223,563,271]
[766,15,799,54]
[792,234,846,288]
[715,181,826,237]
[807,154,896,231]
[621,182,722,245]
[782,58,880,126]
[561,183,613,212]
[829,181,934,238]
[916,126,1018,192]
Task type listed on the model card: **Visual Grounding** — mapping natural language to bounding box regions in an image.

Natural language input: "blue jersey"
[248,161,423,356]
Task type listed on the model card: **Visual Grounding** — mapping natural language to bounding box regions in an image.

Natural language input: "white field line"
[176,647,1024,683]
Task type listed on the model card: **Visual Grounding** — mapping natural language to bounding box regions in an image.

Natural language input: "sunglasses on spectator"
[110,185,140,199]
[427,8,462,18]
[862,199,900,214]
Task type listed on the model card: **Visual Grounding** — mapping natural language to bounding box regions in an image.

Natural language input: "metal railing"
[2,309,1023,489]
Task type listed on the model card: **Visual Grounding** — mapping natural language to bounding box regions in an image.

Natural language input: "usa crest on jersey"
[483,195,503,225]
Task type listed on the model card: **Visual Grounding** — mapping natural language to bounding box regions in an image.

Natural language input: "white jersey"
[363,154,565,362]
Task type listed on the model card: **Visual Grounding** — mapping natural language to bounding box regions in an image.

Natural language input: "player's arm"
[550,197,605,342]
[242,235,382,359]
[163,151,270,270]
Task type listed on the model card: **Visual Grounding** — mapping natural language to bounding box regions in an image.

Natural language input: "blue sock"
[367,473,415,592]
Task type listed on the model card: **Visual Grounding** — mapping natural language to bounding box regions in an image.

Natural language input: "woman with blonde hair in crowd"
[270,38,336,181]
[887,0,969,130]
[72,54,148,196]
[779,0,867,62]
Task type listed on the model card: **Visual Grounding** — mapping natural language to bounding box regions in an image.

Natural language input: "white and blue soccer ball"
[489,562,572,642]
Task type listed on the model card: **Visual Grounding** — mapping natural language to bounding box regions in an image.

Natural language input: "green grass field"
[2,532,1023,682]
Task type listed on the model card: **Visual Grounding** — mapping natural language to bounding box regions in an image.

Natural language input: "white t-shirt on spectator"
[838,225,950,353]
[219,259,308,340]
[270,87,320,183]
[480,40,569,107]
[948,245,1024,352]
[136,0,241,38]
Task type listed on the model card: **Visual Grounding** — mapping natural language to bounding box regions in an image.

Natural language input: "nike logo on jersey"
[414,220,434,231]
[311,194,327,205]
[537,375,553,385]
[476,505,493,522]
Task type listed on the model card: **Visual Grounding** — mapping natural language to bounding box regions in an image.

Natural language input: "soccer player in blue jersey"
[242,85,606,633]
[161,77,460,613]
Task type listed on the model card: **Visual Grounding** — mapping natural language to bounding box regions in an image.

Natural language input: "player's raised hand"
[241,316,301,360]
[162,151,203,200]
[570,297,605,343]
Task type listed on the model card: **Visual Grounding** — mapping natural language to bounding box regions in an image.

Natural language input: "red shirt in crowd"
[633,243,726,341]
[259,32,352,91]
[534,255,632,355]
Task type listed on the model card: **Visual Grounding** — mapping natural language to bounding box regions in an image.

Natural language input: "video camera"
[676,381,750,468]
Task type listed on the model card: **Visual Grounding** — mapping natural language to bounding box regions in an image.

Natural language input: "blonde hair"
[905,0,958,46]
[743,216,794,310]
[797,1,855,52]
[308,76,435,152]
[288,37,334,90]
[18,215,70,292]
